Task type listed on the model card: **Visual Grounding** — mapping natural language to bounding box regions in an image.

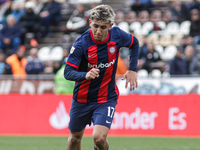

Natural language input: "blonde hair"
[90,4,116,24]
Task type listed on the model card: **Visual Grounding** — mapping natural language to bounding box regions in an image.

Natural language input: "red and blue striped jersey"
[64,26,139,103]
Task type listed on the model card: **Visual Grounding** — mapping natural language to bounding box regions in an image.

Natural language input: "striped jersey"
[64,26,139,103]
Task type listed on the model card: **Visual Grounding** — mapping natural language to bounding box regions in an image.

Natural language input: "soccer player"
[64,4,139,150]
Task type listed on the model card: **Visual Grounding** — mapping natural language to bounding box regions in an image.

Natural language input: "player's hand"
[121,70,138,91]
[86,68,100,80]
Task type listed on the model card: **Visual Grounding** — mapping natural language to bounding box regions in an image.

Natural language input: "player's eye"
[94,25,99,28]
[101,26,106,29]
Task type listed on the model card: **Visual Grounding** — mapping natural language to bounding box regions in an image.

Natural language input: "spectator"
[0,49,12,74]
[39,0,61,37]
[6,46,27,77]
[61,47,69,65]
[0,14,21,55]
[189,9,200,37]
[137,36,148,70]
[130,0,155,13]
[11,1,25,21]
[19,1,41,45]
[54,51,74,94]
[142,42,165,73]
[54,64,75,94]
[53,61,62,74]
[62,4,89,34]
[169,1,190,22]
[0,0,12,24]
[125,11,137,24]
[162,10,172,23]
[150,10,162,23]
[52,47,70,74]
[44,60,53,74]
[179,35,192,49]
[137,10,149,23]
[187,0,200,11]
[189,9,200,50]
[33,0,44,15]
[114,11,125,24]
[26,48,45,74]
[169,46,187,75]
[184,45,199,75]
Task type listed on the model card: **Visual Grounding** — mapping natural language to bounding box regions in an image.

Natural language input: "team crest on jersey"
[70,46,75,54]
[109,47,115,54]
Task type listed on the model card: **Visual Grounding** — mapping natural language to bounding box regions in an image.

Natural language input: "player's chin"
[95,36,102,40]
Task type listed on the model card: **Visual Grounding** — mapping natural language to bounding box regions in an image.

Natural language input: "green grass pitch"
[0,136,200,150]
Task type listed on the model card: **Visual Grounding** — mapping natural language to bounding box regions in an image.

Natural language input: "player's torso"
[74,30,120,103]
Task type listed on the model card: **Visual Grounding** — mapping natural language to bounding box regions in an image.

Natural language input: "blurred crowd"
[1,0,200,78]
[118,0,200,77]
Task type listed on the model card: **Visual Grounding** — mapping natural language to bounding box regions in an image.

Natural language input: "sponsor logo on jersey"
[88,59,115,68]
[70,46,75,54]
[88,53,96,57]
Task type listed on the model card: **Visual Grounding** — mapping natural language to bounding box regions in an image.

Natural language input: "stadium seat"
[151,69,162,78]
[162,45,177,61]
[147,33,159,45]
[172,34,184,46]
[156,21,166,30]
[141,21,154,35]
[50,46,63,61]
[38,46,51,61]
[162,71,171,78]
[137,69,148,78]
[154,45,164,56]
[129,21,142,35]
[134,35,143,46]
[159,34,172,47]
[165,21,180,35]
[118,21,130,33]
[180,21,191,35]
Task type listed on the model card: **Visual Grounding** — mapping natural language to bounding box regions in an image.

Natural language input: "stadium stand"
[0,0,200,77]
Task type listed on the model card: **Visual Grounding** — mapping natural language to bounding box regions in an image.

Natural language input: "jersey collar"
[90,29,109,44]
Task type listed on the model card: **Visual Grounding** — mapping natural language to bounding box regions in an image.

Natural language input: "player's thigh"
[69,129,85,141]
[92,124,109,139]
[69,100,93,132]
[92,101,117,129]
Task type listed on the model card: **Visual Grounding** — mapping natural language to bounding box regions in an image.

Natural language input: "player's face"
[89,19,113,42]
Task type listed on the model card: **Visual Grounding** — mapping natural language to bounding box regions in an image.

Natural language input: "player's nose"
[96,27,101,34]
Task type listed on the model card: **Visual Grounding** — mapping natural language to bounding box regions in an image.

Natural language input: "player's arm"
[122,37,139,91]
[64,42,87,82]
[64,43,100,82]
[119,28,140,91]
[64,64,87,82]
[64,64,100,81]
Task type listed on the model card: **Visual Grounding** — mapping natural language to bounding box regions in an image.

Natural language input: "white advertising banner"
[117,77,200,95]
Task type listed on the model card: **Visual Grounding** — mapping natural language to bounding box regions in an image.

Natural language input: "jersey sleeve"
[118,28,134,48]
[66,41,83,68]
[117,28,140,71]
[64,40,87,82]
[129,37,139,71]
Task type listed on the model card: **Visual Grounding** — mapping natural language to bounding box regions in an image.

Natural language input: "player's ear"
[89,19,92,27]
[109,23,113,30]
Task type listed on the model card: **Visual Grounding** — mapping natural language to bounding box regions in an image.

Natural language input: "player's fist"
[86,68,100,80]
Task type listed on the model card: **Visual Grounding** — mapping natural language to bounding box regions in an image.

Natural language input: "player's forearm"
[129,38,139,71]
[129,37,140,71]
[64,65,86,82]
